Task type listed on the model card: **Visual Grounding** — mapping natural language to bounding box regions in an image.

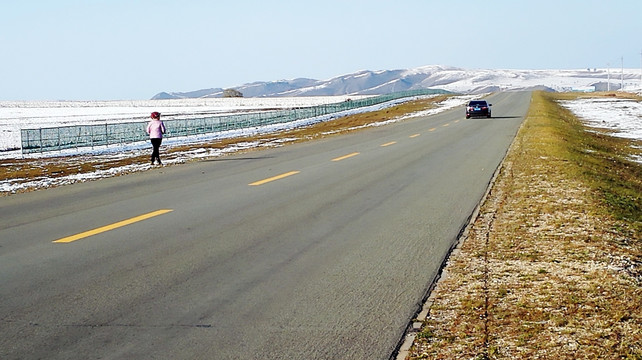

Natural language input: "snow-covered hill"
[153,65,642,99]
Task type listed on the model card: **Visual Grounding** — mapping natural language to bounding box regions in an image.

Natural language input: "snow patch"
[559,97,642,164]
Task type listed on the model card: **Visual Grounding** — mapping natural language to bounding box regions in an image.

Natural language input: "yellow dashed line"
[332,152,360,162]
[53,209,174,243]
[249,171,300,186]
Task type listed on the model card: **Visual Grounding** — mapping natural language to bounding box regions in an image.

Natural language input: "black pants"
[151,138,162,164]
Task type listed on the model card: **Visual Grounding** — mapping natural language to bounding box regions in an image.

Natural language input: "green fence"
[20,89,449,154]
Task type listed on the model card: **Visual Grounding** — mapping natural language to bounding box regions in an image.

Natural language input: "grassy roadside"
[408,91,642,359]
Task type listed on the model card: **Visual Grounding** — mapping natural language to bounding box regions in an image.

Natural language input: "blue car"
[466,100,492,118]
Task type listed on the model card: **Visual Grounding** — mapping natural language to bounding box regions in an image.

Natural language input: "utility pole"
[621,56,624,91]
[607,63,610,91]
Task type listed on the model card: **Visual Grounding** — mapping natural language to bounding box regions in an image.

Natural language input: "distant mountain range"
[152,65,642,99]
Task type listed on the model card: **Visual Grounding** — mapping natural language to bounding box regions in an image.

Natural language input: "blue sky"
[2,0,641,100]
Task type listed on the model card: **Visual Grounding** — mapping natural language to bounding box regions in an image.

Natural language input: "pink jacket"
[146,119,166,139]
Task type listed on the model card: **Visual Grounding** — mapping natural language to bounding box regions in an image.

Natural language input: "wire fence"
[20,89,449,154]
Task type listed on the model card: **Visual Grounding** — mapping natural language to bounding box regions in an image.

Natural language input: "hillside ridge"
[152,65,641,99]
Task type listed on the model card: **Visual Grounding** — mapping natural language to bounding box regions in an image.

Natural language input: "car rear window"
[469,101,487,106]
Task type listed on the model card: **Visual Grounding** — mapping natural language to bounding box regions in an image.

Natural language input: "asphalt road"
[0,91,530,359]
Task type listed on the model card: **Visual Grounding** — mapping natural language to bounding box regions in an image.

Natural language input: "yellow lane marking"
[53,209,173,243]
[381,141,397,147]
[249,171,300,186]
[429,128,437,132]
[442,123,450,127]
[409,134,420,138]
[332,152,360,162]
[454,120,460,123]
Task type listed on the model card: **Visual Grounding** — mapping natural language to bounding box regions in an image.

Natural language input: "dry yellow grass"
[409,91,642,359]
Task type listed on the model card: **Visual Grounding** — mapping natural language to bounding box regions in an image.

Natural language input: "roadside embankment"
[408,91,641,359]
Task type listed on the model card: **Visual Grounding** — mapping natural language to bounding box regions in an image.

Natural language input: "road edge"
[392,113,527,360]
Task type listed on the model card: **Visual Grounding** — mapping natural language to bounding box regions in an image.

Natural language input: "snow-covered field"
[0,96,365,153]
[559,96,642,164]
[559,97,642,141]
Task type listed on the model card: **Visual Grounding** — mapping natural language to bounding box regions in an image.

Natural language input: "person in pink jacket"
[146,112,166,165]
